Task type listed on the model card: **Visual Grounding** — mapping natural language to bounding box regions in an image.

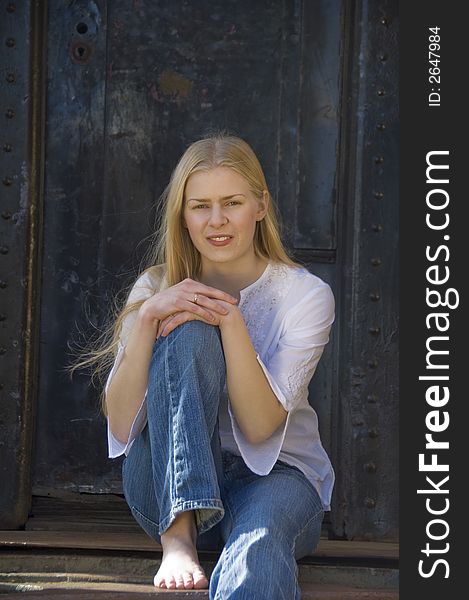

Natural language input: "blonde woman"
[101,134,335,597]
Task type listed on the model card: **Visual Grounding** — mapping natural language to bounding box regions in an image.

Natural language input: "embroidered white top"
[105,260,336,511]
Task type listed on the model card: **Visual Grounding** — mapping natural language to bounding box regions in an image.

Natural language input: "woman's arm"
[106,309,159,444]
[156,282,335,447]
[219,310,288,445]
[106,279,238,446]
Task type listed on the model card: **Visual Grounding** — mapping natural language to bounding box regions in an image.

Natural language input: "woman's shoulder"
[271,262,335,326]
[271,261,332,296]
[134,263,167,289]
[145,263,167,286]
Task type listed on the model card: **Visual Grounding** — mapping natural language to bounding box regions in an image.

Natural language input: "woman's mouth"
[206,235,233,247]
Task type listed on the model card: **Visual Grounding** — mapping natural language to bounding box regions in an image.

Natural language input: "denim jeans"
[122,320,324,599]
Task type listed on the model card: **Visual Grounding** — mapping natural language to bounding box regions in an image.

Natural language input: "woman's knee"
[154,320,224,363]
[173,319,222,343]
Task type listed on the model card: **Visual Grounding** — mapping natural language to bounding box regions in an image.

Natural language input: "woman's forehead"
[185,166,249,192]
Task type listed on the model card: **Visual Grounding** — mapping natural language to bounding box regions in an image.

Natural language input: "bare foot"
[153,511,209,590]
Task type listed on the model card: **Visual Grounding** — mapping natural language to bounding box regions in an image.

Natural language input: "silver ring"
[193,293,198,304]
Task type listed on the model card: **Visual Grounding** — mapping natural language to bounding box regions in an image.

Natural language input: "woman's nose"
[208,207,228,226]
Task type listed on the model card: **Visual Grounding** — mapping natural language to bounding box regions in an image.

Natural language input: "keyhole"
[70,40,92,63]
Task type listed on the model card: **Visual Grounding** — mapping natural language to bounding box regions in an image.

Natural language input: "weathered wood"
[0,530,398,561]
[24,494,140,533]
[0,586,399,599]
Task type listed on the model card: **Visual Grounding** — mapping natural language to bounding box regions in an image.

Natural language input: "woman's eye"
[193,201,240,209]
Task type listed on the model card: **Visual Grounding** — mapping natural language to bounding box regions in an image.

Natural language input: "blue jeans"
[122,320,324,599]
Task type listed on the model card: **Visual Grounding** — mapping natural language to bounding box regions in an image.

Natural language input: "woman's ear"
[256,190,269,221]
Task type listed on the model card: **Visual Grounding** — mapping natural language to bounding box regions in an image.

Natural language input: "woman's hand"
[139,278,239,337]
[156,298,239,338]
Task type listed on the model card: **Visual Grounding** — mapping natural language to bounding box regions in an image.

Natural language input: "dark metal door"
[1,0,398,541]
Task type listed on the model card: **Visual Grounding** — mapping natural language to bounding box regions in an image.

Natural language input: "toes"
[193,567,209,589]
[182,571,194,588]
[153,564,206,590]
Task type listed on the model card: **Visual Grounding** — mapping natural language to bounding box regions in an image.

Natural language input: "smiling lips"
[206,235,233,246]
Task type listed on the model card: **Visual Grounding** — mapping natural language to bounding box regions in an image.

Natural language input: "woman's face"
[182,166,268,267]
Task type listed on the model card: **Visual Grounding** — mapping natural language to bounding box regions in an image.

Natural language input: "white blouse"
[105,260,336,511]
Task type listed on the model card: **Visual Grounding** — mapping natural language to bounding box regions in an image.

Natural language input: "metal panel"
[32,0,110,492]
[331,0,398,540]
[295,0,341,250]
[0,0,46,527]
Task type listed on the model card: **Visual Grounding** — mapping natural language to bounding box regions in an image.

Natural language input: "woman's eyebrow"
[186,194,245,203]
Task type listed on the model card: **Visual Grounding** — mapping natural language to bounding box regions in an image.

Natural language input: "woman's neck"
[198,256,269,298]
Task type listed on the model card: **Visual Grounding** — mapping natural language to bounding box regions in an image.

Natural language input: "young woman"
[102,133,335,598]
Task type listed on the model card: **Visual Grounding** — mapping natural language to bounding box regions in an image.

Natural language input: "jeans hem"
[159,498,225,536]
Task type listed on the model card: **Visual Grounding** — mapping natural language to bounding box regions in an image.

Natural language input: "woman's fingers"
[156,316,170,338]
[179,298,216,321]
[151,280,238,334]
[203,286,238,304]
[183,280,238,305]
[158,314,177,338]
[192,294,230,316]
[156,303,213,338]
[159,311,218,337]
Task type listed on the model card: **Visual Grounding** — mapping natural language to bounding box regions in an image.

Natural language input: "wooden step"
[1,495,398,596]
[0,530,398,563]
[0,583,399,599]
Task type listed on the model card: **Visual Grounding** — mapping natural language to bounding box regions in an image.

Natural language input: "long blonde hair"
[67,131,302,415]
